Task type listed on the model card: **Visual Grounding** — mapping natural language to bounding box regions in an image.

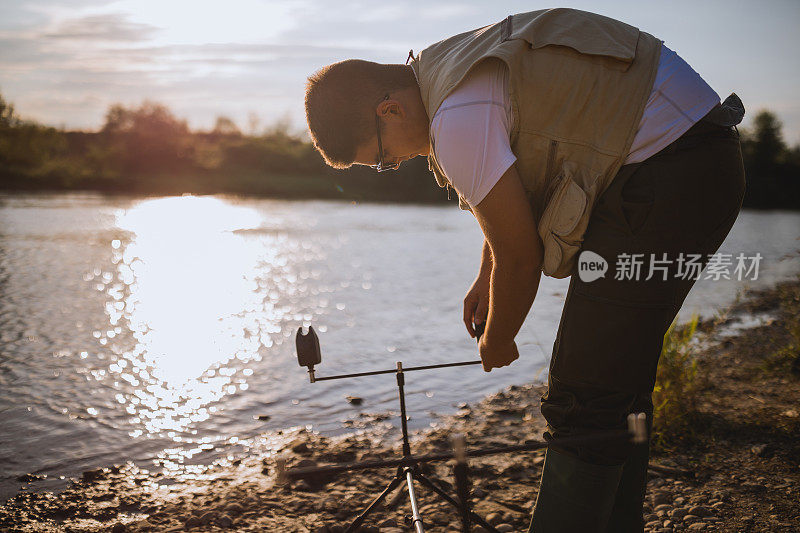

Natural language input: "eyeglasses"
[371,94,399,172]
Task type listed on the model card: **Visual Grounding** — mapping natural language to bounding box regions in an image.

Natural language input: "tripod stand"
[288,326,646,533]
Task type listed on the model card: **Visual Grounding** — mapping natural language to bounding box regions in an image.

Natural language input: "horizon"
[1,1,799,144]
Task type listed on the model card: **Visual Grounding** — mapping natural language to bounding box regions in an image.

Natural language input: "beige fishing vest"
[409,8,662,278]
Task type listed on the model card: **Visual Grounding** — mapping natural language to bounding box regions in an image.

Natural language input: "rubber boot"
[528,446,624,533]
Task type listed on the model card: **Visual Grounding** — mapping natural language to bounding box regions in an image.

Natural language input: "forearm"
[484,256,541,346]
[479,238,493,277]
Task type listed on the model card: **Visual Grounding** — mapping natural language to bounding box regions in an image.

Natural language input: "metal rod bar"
[397,362,411,457]
[406,468,425,533]
[310,360,482,381]
[286,430,631,478]
[454,463,471,532]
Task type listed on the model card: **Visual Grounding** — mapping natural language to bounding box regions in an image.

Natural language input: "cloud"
[43,13,158,42]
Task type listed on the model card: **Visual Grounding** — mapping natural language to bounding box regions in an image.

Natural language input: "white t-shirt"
[430,43,721,208]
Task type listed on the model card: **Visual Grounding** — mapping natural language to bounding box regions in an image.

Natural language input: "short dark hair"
[305,60,417,169]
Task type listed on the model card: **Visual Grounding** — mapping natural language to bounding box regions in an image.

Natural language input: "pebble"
[751,443,769,456]
[485,512,504,526]
[495,525,514,532]
[687,523,706,530]
[683,514,700,525]
[217,514,233,528]
[184,516,201,528]
[688,505,711,517]
[226,503,243,515]
[82,468,104,482]
[671,508,689,521]
[111,524,126,533]
[653,491,673,506]
[198,511,217,525]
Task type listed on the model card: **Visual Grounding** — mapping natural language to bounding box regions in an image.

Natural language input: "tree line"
[1,92,798,209]
[0,94,444,203]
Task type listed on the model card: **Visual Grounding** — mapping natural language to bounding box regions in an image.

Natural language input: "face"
[352,93,430,170]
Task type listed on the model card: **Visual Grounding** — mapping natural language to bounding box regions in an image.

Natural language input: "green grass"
[652,314,702,451]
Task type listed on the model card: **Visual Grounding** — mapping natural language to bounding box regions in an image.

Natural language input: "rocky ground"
[1,279,798,532]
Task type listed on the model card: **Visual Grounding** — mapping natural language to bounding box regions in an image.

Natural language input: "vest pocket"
[538,167,591,278]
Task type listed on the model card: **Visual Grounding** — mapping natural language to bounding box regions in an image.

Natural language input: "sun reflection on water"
[104,196,285,451]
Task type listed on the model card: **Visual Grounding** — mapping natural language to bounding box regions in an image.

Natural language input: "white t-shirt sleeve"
[430,61,516,208]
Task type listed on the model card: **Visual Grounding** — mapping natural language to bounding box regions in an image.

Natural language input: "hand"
[478,336,519,372]
[463,270,490,338]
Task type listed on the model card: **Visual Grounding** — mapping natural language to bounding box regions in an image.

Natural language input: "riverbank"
[1,278,798,532]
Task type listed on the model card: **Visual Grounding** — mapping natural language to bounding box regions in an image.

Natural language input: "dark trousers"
[533,111,746,532]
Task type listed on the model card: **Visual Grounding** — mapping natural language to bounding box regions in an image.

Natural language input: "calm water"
[1,193,798,500]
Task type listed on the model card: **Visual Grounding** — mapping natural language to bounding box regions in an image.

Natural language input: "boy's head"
[304,59,431,169]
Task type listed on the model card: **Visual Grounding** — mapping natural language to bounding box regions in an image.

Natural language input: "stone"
[495,525,514,532]
[485,512,504,526]
[750,443,769,456]
[198,511,217,525]
[653,491,673,506]
[290,439,311,454]
[687,523,706,530]
[683,514,700,525]
[216,514,233,528]
[671,508,689,521]
[81,469,104,482]
[111,524,126,533]
[688,506,712,517]
[184,516,201,528]
[226,503,243,515]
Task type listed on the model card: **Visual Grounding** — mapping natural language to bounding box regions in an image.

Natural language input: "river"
[1,193,798,500]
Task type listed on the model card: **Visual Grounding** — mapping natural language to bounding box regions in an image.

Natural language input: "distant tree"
[212,116,241,137]
[99,101,191,175]
[0,92,19,128]
[741,110,800,209]
[751,111,786,169]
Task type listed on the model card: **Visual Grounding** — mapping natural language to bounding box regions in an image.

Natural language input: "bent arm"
[472,163,543,353]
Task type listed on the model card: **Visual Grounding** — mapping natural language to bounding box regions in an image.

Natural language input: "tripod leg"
[414,472,501,533]
[344,473,405,533]
[454,462,471,533]
[405,467,425,533]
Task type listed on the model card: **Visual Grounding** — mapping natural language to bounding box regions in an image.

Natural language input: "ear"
[377,98,404,119]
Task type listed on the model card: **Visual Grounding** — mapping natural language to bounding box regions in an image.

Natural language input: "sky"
[1,0,799,143]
